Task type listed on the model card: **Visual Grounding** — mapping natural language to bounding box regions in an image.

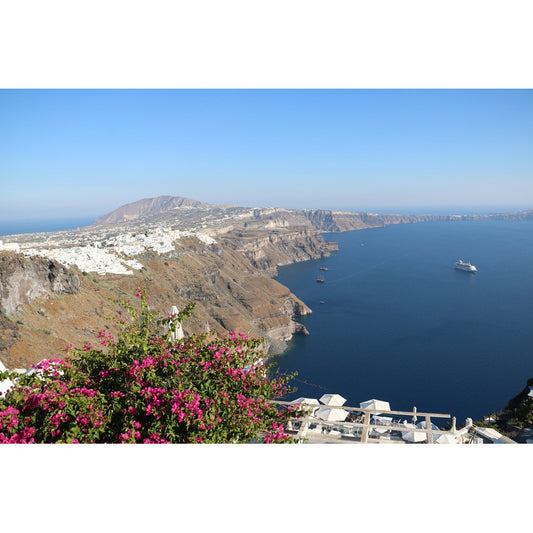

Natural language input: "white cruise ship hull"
[455,261,477,272]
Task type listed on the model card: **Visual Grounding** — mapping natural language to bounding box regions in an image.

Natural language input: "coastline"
[1,204,533,373]
[273,218,533,426]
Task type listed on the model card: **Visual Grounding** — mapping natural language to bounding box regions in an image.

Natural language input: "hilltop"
[92,195,214,226]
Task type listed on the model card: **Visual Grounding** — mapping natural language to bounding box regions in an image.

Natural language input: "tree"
[0,287,301,443]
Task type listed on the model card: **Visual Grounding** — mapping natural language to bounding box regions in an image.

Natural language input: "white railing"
[271,399,457,443]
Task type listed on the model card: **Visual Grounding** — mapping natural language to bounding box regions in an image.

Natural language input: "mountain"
[0,226,328,369]
[93,195,212,226]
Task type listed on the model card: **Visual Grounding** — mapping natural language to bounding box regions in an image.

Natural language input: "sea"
[274,218,533,424]
[0,216,95,237]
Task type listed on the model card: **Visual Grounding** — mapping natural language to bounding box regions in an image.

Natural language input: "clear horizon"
[1,89,532,219]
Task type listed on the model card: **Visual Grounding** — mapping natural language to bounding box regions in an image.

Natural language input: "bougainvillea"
[0,287,302,443]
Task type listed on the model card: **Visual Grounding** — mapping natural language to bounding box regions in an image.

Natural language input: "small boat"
[455,259,477,273]
[316,277,325,283]
[319,267,329,271]
[319,301,326,304]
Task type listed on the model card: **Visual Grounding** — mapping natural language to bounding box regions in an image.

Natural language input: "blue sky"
[1,89,532,220]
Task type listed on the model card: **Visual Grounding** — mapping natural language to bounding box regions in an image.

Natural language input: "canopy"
[359,399,391,413]
[315,407,349,422]
[292,397,320,406]
[435,433,458,444]
[416,421,440,431]
[320,393,347,406]
[401,430,427,443]
[291,397,320,413]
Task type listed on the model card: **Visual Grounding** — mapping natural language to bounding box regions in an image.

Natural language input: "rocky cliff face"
[0,253,82,369]
[0,227,320,368]
[139,233,315,354]
[221,227,334,274]
[253,207,533,233]
[0,312,19,359]
[481,210,533,221]
[248,206,445,233]
[0,253,81,316]
[301,209,451,232]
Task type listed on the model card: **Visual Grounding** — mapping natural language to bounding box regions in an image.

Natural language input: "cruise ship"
[455,259,477,272]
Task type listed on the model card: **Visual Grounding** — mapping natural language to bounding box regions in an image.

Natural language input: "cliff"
[300,210,425,232]
[0,253,81,316]
[0,252,81,369]
[3,196,531,371]
[0,227,321,368]
[221,226,335,274]
[255,207,533,233]
[479,378,533,442]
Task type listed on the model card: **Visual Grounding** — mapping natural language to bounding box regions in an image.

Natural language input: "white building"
[0,240,20,253]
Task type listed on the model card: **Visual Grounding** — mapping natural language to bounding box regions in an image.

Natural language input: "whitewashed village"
[1,227,217,276]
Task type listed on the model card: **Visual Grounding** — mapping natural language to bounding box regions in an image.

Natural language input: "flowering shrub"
[0,287,302,443]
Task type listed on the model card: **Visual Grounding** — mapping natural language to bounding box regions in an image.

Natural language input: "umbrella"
[401,430,427,443]
[416,421,440,431]
[291,397,320,414]
[320,393,347,406]
[168,305,184,341]
[415,420,440,442]
[372,426,390,435]
[315,407,349,422]
[435,434,458,444]
[359,399,391,414]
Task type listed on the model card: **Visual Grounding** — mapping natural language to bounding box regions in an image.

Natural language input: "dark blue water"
[274,219,533,423]
[0,217,95,237]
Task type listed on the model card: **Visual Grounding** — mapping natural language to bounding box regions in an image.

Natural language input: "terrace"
[271,397,515,444]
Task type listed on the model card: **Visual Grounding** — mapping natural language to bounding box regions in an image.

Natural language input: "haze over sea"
[0,217,95,237]
[274,217,533,424]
